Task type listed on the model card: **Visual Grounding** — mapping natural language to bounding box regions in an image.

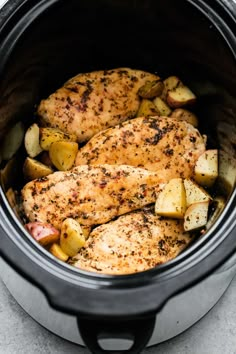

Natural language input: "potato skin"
[25,221,60,246]
[23,157,53,181]
[138,80,164,99]
[166,86,197,108]
[161,76,183,101]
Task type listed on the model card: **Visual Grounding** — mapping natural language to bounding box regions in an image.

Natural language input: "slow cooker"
[0,0,236,353]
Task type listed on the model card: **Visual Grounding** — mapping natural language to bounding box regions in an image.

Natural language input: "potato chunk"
[184,201,209,231]
[136,99,158,117]
[24,123,43,158]
[155,178,186,218]
[138,80,164,99]
[183,179,212,207]
[194,150,218,187]
[170,108,198,127]
[25,222,60,246]
[167,86,197,108]
[50,243,69,262]
[153,97,172,116]
[60,218,86,257]
[49,141,78,171]
[161,76,183,100]
[40,127,77,151]
[23,157,53,181]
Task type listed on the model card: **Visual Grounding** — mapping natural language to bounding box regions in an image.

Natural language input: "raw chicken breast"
[22,165,164,230]
[73,207,192,275]
[37,68,159,142]
[76,116,206,180]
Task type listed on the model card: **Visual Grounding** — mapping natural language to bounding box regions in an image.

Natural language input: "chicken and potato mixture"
[3,67,227,275]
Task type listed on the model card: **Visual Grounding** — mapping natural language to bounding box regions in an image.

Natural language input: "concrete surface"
[0,276,236,354]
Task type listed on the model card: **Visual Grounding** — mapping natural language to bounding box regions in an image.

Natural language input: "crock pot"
[0,0,236,353]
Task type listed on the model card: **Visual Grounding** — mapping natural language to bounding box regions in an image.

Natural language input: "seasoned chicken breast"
[73,208,192,275]
[22,165,164,230]
[76,116,206,180]
[37,68,159,142]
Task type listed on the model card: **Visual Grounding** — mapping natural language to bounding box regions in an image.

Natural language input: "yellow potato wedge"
[24,123,43,158]
[153,97,172,116]
[218,150,236,194]
[2,121,25,160]
[60,218,86,257]
[136,99,158,117]
[206,196,225,230]
[166,86,197,108]
[49,141,78,171]
[194,149,218,187]
[50,243,69,262]
[183,179,212,207]
[155,178,186,219]
[138,80,164,99]
[161,76,183,101]
[23,157,53,181]
[184,201,209,231]
[40,127,77,151]
[25,222,60,246]
[170,108,198,127]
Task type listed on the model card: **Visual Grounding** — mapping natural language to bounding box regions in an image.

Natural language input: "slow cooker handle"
[78,316,156,354]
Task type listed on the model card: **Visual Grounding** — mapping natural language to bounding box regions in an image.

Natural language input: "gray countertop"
[0,276,236,354]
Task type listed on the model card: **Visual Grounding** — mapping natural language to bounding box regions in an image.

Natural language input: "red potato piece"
[161,76,183,101]
[167,86,197,108]
[25,222,60,246]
